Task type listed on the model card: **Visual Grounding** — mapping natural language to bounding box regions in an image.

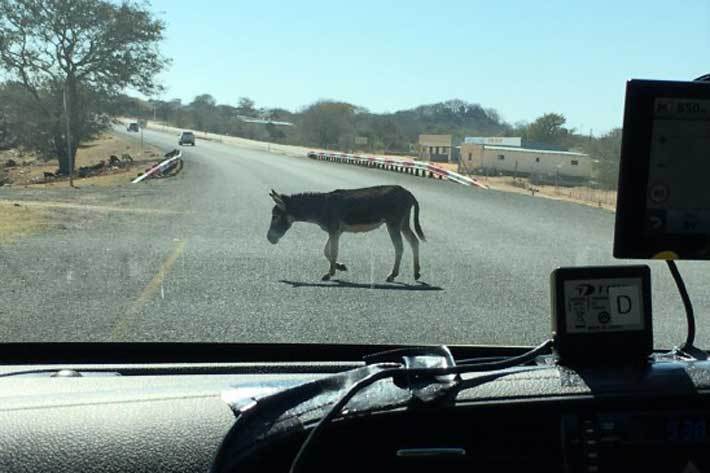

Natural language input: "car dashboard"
[1,352,710,473]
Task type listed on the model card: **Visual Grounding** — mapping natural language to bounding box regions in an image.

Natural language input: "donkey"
[267,185,426,282]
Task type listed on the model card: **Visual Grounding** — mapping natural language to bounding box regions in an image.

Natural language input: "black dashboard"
[2,356,710,473]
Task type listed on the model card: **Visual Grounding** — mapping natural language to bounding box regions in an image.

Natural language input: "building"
[460,142,592,182]
[464,136,522,147]
[418,134,454,163]
[236,115,294,126]
[465,136,574,152]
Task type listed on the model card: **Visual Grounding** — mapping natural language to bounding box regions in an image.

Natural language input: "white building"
[418,134,453,163]
[464,136,522,147]
[460,143,592,181]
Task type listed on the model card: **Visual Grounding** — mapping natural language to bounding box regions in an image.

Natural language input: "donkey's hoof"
[335,263,348,272]
[321,274,332,281]
[386,274,397,283]
[414,272,421,281]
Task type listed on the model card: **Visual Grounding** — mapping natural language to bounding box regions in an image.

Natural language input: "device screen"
[645,98,710,236]
[563,278,644,334]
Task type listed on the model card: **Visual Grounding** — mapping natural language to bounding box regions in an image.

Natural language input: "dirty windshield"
[0,0,708,348]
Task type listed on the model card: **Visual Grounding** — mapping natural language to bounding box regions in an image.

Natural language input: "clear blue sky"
[147,0,709,135]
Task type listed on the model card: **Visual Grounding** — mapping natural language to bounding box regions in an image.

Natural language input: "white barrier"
[308,152,489,189]
[131,150,183,183]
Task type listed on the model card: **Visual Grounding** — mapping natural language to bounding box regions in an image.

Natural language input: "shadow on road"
[279,279,443,291]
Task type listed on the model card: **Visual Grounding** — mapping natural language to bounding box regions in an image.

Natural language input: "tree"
[300,101,355,149]
[237,97,255,114]
[189,94,217,130]
[526,113,569,145]
[0,0,168,175]
[265,122,286,141]
[370,117,404,151]
[583,128,622,189]
[1,80,104,159]
[191,94,217,108]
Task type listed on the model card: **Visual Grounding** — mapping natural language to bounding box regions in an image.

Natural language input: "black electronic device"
[614,79,710,260]
[563,409,710,472]
[551,265,652,365]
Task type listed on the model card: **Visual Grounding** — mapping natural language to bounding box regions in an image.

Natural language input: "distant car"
[127,122,139,132]
[179,131,195,146]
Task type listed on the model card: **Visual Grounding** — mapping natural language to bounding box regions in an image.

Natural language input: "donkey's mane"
[285,192,327,219]
[289,192,325,199]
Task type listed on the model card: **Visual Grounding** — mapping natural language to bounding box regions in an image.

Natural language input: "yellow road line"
[111,239,187,340]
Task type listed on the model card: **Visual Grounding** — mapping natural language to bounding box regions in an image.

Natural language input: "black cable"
[452,355,508,364]
[289,339,553,473]
[457,339,553,367]
[363,345,454,364]
[666,260,695,350]
[693,73,710,82]
[288,367,400,473]
[365,340,552,369]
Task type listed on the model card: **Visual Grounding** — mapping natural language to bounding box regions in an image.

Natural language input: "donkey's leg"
[402,223,421,280]
[324,237,347,272]
[386,222,403,282]
[323,239,330,261]
[321,233,341,281]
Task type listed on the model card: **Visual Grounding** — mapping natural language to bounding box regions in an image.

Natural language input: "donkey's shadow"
[279,279,443,291]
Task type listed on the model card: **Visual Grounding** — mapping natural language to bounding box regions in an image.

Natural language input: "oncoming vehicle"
[179,131,195,146]
[126,122,139,132]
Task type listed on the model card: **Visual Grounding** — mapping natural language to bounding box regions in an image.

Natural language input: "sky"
[147,0,709,135]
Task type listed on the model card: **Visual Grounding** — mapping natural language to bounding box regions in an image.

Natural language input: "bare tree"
[300,101,355,149]
[237,97,255,115]
[0,0,168,175]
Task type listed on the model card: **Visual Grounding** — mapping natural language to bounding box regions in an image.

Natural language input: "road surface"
[1,127,708,349]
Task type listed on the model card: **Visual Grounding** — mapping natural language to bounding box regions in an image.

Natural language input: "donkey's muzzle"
[267,232,280,244]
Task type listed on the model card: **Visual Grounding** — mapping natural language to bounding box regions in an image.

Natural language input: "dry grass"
[437,163,617,211]
[484,177,617,211]
[2,133,162,188]
[0,133,166,242]
[0,201,50,243]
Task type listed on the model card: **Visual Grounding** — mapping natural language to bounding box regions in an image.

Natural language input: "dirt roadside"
[1,132,162,189]
[0,133,166,242]
[436,163,617,212]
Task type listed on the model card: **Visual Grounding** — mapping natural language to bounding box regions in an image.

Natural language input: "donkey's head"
[267,190,294,244]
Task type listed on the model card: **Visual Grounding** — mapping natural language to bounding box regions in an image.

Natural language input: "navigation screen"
[563,278,644,334]
[645,98,710,236]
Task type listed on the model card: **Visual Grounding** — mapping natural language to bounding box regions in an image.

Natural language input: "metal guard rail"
[132,149,183,183]
[308,151,488,189]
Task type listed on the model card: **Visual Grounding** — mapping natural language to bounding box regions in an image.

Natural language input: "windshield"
[0,0,708,349]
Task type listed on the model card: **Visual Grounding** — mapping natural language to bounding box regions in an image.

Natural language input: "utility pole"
[62,83,74,188]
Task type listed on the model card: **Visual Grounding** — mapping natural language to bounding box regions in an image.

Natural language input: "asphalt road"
[1,127,708,348]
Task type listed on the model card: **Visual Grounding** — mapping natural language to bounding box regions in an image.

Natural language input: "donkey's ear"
[270,191,287,210]
[269,189,278,197]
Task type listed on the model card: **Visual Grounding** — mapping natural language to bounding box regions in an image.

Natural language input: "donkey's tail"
[412,196,426,242]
